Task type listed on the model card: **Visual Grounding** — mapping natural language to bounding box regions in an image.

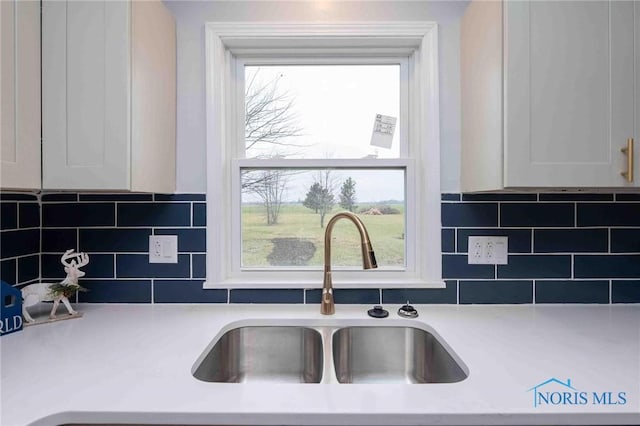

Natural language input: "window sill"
[202,278,446,289]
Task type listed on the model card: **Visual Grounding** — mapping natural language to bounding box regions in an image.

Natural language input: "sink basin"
[192,326,323,383]
[332,326,467,384]
[193,322,467,384]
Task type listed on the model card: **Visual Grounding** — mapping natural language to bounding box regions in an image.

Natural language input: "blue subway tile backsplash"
[533,229,608,253]
[442,254,495,279]
[382,282,457,304]
[306,288,380,305]
[535,280,610,304]
[78,280,152,303]
[538,193,614,201]
[155,193,207,202]
[440,193,461,201]
[155,228,206,252]
[154,280,227,303]
[574,255,640,278]
[18,255,39,283]
[116,254,191,278]
[441,229,455,253]
[78,193,153,202]
[500,203,575,227]
[2,191,640,305]
[18,203,39,229]
[459,280,533,304]
[461,193,537,202]
[1,202,18,230]
[610,229,640,253]
[41,193,77,202]
[1,193,40,286]
[42,253,115,279]
[43,203,115,227]
[441,203,497,227]
[615,193,640,201]
[193,203,206,227]
[577,203,640,227]
[1,259,16,284]
[497,255,572,279]
[42,228,78,252]
[230,289,304,304]
[611,280,640,303]
[192,254,207,279]
[0,193,38,201]
[79,228,152,253]
[1,229,40,259]
[117,203,191,227]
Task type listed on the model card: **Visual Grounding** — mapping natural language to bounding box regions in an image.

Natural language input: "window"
[205,22,443,288]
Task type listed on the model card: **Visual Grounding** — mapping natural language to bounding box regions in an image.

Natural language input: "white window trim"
[204,22,443,289]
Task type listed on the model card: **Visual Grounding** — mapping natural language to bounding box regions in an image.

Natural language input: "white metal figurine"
[21,249,89,323]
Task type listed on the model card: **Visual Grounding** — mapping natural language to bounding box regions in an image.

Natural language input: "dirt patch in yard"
[267,238,317,266]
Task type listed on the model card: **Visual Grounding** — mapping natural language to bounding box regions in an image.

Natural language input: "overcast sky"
[244,64,405,203]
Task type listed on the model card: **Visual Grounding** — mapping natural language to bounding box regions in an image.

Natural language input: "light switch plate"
[149,235,178,263]
[468,236,508,265]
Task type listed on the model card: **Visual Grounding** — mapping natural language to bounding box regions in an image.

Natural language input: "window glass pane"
[241,168,405,269]
[245,65,400,160]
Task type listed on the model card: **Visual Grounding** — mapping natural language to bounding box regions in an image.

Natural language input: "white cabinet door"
[1,0,40,190]
[42,1,131,190]
[504,0,637,187]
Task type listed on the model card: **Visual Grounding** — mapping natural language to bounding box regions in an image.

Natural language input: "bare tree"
[246,169,289,225]
[242,68,304,224]
[244,70,303,158]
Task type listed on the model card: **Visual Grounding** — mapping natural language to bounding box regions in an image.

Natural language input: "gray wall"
[163,0,469,193]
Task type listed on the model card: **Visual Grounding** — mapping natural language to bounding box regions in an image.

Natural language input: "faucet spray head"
[362,242,378,270]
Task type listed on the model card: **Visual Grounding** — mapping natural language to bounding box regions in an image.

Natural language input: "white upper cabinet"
[1,0,41,190]
[42,0,176,192]
[461,1,639,191]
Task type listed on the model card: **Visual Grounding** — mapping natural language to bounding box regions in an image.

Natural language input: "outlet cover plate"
[149,235,178,264]
[468,236,508,265]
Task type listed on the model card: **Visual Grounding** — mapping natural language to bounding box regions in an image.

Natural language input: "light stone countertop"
[1,303,639,426]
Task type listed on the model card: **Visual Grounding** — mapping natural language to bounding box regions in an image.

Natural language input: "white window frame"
[204,22,443,289]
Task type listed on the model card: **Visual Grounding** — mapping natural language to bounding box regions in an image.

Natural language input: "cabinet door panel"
[1,0,16,164]
[505,1,635,187]
[43,0,130,190]
[1,0,40,190]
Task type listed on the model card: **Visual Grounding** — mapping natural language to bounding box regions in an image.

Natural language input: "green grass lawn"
[242,203,405,268]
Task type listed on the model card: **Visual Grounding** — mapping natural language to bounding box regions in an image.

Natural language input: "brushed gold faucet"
[321,212,377,315]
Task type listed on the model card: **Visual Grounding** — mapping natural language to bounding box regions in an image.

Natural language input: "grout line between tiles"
[532,280,536,304]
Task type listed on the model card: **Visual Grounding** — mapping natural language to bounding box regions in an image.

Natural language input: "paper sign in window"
[370,114,397,149]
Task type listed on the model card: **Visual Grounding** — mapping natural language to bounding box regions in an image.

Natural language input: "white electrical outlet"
[467,236,508,264]
[149,235,178,263]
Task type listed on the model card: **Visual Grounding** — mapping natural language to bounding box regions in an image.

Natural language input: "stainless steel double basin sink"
[192,320,468,384]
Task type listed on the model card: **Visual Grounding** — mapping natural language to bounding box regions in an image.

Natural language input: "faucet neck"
[321,212,377,315]
[323,212,373,268]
